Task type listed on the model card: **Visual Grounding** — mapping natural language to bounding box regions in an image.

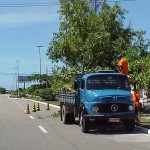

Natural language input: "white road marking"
[30,116,34,119]
[15,101,21,106]
[38,126,48,133]
[14,101,23,108]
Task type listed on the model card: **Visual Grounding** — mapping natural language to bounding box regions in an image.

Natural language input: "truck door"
[80,79,86,102]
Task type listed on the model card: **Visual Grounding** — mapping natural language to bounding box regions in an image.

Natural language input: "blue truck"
[56,71,137,133]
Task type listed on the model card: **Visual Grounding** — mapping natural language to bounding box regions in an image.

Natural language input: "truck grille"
[100,96,127,101]
[98,103,129,113]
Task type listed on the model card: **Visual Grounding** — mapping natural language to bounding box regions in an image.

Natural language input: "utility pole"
[36,45,44,87]
[46,67,48,88]
[12,76,16,91]
[16,60,20,97]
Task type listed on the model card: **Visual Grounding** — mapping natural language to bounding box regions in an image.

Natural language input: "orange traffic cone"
[25,104,30,114]
[36,103,40,111]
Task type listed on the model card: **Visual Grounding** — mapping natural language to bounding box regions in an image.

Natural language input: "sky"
[0,0,150,90]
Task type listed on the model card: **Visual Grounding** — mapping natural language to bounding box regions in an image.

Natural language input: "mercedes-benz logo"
[113,96,116,99]
[111,104,118,112]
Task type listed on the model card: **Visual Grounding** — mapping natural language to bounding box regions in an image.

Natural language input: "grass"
[34,113,60,119]
[51,112,60,118]
[138,112,150,128]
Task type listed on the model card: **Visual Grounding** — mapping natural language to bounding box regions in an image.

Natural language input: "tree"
[126,32,150,96]
[47,1,135,71]
[47,0,150,95]
[28,74,53,89]
[129,56,150,84]
[0,87,6,94]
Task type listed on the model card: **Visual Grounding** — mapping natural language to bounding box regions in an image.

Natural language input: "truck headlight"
[92,106,99,112]
[128,105,134,111]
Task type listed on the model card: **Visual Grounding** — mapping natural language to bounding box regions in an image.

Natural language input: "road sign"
[17,76,29,83]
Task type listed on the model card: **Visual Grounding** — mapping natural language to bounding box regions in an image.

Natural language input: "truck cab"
[78,72,136,133]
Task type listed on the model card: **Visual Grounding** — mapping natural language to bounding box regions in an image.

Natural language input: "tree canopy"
[0,87,6,94]
[47,1,135,70]
[46,0,150,95]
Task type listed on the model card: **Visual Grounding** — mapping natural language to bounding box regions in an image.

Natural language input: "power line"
[0,0,136,8]
[90,0,136,1]
[0,2,60,8]
[0,71,51,76]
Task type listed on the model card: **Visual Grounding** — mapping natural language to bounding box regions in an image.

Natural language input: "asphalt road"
[0,94,150,150]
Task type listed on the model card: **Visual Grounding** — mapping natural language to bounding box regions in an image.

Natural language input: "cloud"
[0,9,59,26]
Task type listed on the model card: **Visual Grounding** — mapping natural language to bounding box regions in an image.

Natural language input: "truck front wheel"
[81,118,89,133]
[124,119,135,132]
[80,111,89,133]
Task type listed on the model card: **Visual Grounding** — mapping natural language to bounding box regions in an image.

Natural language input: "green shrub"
[39,88,53,100]
[0,87,6,94]
[34,89,41,96]
[11,90,17,96]
[25,85,39,95]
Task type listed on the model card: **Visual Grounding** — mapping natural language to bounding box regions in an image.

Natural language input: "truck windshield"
[86,75,130,91]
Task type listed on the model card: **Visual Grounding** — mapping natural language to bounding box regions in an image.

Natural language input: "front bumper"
[83,114,136,121]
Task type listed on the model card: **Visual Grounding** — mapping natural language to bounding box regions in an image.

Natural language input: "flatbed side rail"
[55,92,76,105]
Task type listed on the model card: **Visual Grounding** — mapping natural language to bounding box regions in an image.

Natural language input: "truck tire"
[62,105,69,124]
[81,118,89,133]
[69,113,75,124]
[80,111,89,133]
[125,120,135,132]
[60,104,63,121]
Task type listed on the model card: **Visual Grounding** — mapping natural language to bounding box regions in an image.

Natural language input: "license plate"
[108,118,120,122]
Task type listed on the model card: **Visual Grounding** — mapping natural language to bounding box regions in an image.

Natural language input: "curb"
[29,99,60,109]
[8,95,60,109]
[135,125,150,135]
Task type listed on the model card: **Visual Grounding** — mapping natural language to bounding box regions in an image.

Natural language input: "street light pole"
[16,60,20,97]
[36,46,43,87]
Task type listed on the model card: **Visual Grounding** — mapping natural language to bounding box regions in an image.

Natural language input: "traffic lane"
[42,118,150,150]
[0,95,78,150]
[0,95,46,150]
[15,98,150,150]
[7,95,150,150]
